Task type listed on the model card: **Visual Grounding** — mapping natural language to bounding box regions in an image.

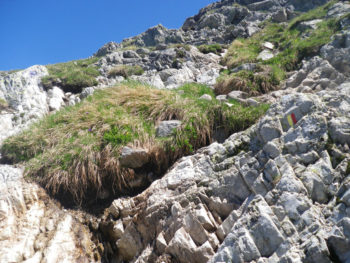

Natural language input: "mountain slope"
[0,0,350,262]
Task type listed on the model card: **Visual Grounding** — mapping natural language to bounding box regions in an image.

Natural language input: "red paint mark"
[291,113,297,125]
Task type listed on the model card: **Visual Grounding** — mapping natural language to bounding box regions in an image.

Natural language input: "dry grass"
[1,81,269,207]
[42,57,100,93]
[0,98,8,109]
[214,67,282,97]
[108,65,144,78]
[223,40,260,69]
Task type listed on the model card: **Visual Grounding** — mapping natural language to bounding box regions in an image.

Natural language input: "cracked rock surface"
[101,83,350,263]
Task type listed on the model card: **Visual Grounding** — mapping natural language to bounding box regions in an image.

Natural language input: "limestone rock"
[156,120,182,137]
[272,8,288,22]
[166,227,197,263]
[119,147,149,169]
[258,50,274,61]
[47,86,65,111]
[116,223,143,261]
[200,94,213,101]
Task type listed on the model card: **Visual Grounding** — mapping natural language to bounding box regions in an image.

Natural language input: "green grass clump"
[224,16,339,71]
[177,83,216,98]
[215,66,284,96]
[171,44,191,51]
[108,65,144,78]
[198,44,224,55]
[220,1,341,96]
[1,82,268,206]
[42,57,100,93]
[288,1,337,29]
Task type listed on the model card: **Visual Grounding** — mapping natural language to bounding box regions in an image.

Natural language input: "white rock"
[258,50,274,61]
[200,94,213,101]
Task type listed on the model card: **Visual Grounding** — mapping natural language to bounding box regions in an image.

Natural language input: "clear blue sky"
[0,0,217,71]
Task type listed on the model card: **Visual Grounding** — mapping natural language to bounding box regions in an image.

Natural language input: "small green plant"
[42,57,100,93]
[177,83,215,98]
[0,98,8,109]
[108,65,144,78]
[103,125,137,146]
[176,49,186,58]
[198,44,224,55]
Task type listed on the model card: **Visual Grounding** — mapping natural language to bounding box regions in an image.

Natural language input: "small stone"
[156,120,182,137]
[112,220,125,240]
[216,95,228,102]
[228,90,249,100]
[262,42,274,50]
[263,141,281,159]
[119,147,149,169]
[247,98,259,107]
[116,223,143,261]
[156,232,167,253]
[258,50,274,61]
[272,9,288,22]
[166,227,197,263]
[200,94,213,101]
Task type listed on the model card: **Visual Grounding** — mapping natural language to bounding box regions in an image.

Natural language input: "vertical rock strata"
[104,83,350,262]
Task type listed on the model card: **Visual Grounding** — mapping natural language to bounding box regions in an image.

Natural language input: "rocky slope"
[0,0,350,262]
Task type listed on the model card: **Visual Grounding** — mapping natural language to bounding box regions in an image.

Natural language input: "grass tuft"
[1,82,268,206]
[0,98,8,109]
[108,65,144,78]
[198,44,224,55]
[214,66,283,96]
[42,57,100,93]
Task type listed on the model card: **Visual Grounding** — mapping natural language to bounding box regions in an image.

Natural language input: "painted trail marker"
[287,113,298,128]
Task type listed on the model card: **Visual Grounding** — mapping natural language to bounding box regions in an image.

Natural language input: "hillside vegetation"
[217,1,341,96]
[1,81,268,206]
[41,57,100,93]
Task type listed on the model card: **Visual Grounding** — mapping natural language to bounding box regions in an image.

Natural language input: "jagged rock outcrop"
[92,0,335,92]
[0,165,100,262]
[0,69,100,262]
[0,66,82,143]
[94,0,330,57]
[97,45,223,89]
[101,82,350,263]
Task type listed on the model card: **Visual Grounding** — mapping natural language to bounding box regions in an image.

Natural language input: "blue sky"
[0,0,217,71]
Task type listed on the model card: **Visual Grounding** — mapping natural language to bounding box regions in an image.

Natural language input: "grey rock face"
[95,41,121,57]
[329,117,350,145]
[321,30,350,76]
[0,66,49,142]
[272,8,288,22]
[99,81,350,262]
[156,120,182,137]
[98,45,223,90]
